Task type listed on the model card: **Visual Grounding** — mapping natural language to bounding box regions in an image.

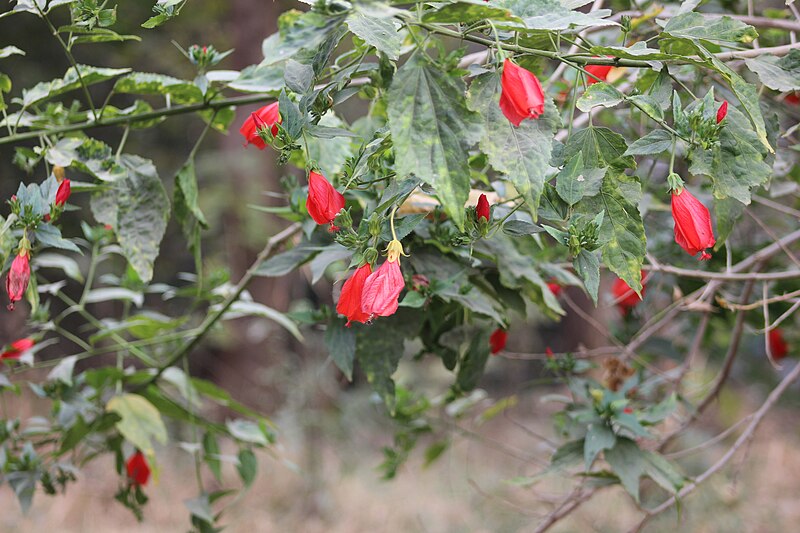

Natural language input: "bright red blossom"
[499,59,545,126]
[768,329,789,360]
[337,264,372,326]
[716,101,728,124]
[126,451,151,486]
[1,338,34,359]
[239,102,281,149]
[547,282,562,297]
[671,188,715,260]
[6,250,30,310]
[306,171,345,230]
[476,193,490,222]
[55,179,71,207]
[585,64,613,86]
[612,271,647,312]
[489,328,507,355]
[361,257,404,319]
[545,347,554,358]
[623,406,634,414]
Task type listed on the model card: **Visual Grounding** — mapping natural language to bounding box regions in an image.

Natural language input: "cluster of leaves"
[0,0,797,529]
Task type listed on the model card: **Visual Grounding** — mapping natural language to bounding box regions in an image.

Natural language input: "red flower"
[306,171,345,230]
[476,193,490,222]
[612,271,647,313]
[1,338,34,359]
[622,406,633,414]
[361,257,404,320]
[545,347,554,358]
[716,101,728,124]
[768,329,789,360]
[337,264,372,326]
[55,179,71,207]
[547,282,562,297]
[239,102,281,149]
[786,92,800,105]
[585,64,613,86]
[671,187,715,260]
[6,250,30,311]
[126,451,151,487]
[489,328,507,354]
[499,59,545,126]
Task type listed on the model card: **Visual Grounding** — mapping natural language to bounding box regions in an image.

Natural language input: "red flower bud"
[585,64,613,86]
[6,250,30,310]
[1,338,34,359]
[671,187,716,260]
[126,450,151,487]
[489,328,507,354]
[623,406,633,414]
[768,329,789,360]
[361,256,404,320]
[716,101,728,124]
[545,346,554,358]
[476,193,490,222]
[337,263,372,327]
[499,59,545,126]
[612,270,646,313]
[306,171,345,230]
[55,179,71,207]
[786,92,800,105]
[239,102,281,149]
[547,282,562,297]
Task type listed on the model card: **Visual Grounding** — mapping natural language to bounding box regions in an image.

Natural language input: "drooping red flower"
[671,187,715,260]
[612,271,647,313]
[6,250,30,311]
[716,101,728,124]
[585,64,613,86]
[489,328,507,355]
[361,240,405,320]
[239,102,281,149]
[337,264,372,327]
[126,451,151,486]
[768,329,789,360]
[1,338,34,359]
[499,59,545,126]
[547,282,562,297]
[476,193,490,222]
[55,179,71,207]
[306,171,345,230]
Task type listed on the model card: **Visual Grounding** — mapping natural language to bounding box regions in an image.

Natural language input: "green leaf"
[0,46,25,59]
[501,219,543,237]
[624,129,673,156]
[379,213,425,242]
[113,72,203,103]
[584,421,616,470]
[223,301,303,341]
[555,153,606,206]
[34,223,80,253]
[106,393,168,455]
[91,155,170,283]
[689,105,771,206]
[563,125,634,170]
[255,241,322,277]
[259,11,346,68]
[745,49,800,92]
[455,328,491,392]
[574,249,600,305]
[576,82,623,112]
[47,137,126,182]
[47,355,78,385]
[173,158,205,269]
[604,437,645,502]
[629,94,664,122]
[576,172,646,294]
[228,63,285,93]
[496,0,615,31]
[304,113,354,178]
[21,65,130,107]
[423,1,518,24]
[236,449,257,487]
[388,54,483,230]
[469,72,560,218]
[141,12,171,29]
[346,9,401,60]
[226,419,268,446]
[662,12,758,46]
[642,450,685,493]
[283,59,314,94]
[713,196,745,248]
[203,432,222,482]
[325,319,356,381]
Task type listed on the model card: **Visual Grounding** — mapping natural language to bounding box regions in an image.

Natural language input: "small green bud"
[368,213,382,237]
[363,247,379,266]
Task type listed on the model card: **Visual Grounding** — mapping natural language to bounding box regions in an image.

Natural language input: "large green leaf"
[228,63,285,94]
[576,82,623,112]
[106,393,168,455]
[346,8,402,60]
[260,10,347,67]
[604,437,645,502]
[91,155,170,283]
[555,152,605,206]
[563,125,634,170]
[576,172,646,294]
[113,72,203,103]
[388,54,483,230]
[584,420,616,470]
[423,1,518,24]
[46,138,126,182]
[325,319,356,381]
[745,50,800,92]
[468,72,560,218]
[173,158,205,268]
[662,12,758,46]
[495,0,614,30]
[20,64,130,107]
[689,106,771,206]
[624,129,673,156]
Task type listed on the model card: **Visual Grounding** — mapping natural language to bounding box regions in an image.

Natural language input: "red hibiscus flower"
[499,59,545,126]
[239,102,281,149]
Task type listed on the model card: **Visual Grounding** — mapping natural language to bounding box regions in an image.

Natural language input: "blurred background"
[0,1,799,532]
